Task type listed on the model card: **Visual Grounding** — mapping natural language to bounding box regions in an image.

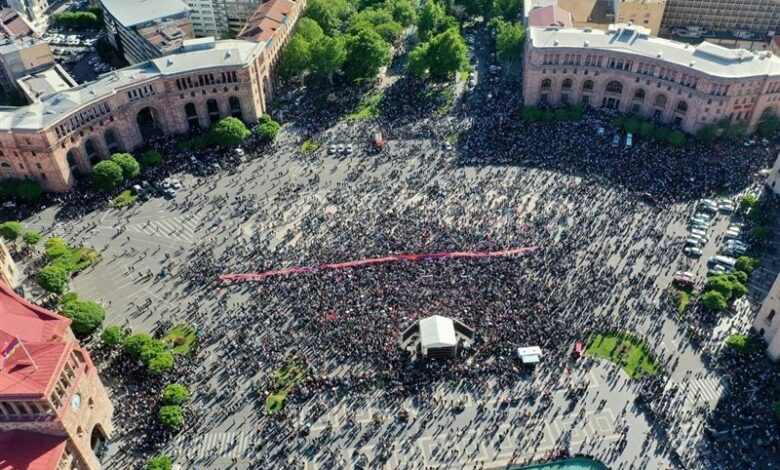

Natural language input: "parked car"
[684,246,703,257]
[685,237,704,246]
[612,134,620,147]
[625,132,633,148]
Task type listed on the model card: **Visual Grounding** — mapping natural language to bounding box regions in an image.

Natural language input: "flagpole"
[17,339,37,371]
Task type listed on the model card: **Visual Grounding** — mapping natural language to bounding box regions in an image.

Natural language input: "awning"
[517,346,543,363]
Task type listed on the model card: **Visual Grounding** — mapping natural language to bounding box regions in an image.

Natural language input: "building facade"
[523,24,780,134]
[186,0,227,37]
[753,273,780,361]
[100,0,195,65]
[0,281,113,470]
[767,151,780,196]
[0,0,304,193]
[661,0,780,37]
[6,0,48,34]
[0,239,17,287]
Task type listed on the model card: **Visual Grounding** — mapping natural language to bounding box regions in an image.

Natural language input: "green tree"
[110,153,141,179]
[374,20,404,43]
[426,28,468,81]
[624,117,641,134]
[495,19,525,62]
[158,405,184,428]
[751,225,770,239]
[611,116,625,129]
[305,0,350,34]
[725,334,753,353]
[542,110,555,122]
[295,17,325,43]
[140,150,163,166]
[209,117,251,147]
[22,231,41,245]
[554,109,568,122]
[408,41,430,79]
[61,299,106,336]
[16,180,42,200]
[757,117,780,138]
[387,0,418,26]
[310,34,347,84]
[278,36,311,81]
[44,237,68,259]
[722,121,748,141]
[735,256,759,275]
[100,325,126,346]
[739,194,758,210]
[147,456,172,470]
[0,221,24,240]
[418,0,455,41]
[37,265,70,294]
[162,383,191,406]
[91,160,124,191]
[0,180,19,201]
[124,333,153,357]
[638,121,654,137]
[492,0,522,20]
[52,11,99,30]
[148,351,175,375]
[696,124,719,144]
[344,25,391,82]
[666,130,686,147]
[256,114,281,142]
[140,339,168,365]
[654,127,670,142]
[708,275,734,299]
[701,290,728,311]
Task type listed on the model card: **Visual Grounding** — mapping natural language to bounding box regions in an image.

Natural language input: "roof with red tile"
[0,8,35,38]
[0,281,70,343]
[237,0,295,43]
[0,430,67,470]
[528,4,573,28]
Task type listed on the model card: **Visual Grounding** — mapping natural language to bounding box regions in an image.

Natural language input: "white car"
[690,228,708,237]
[684,246,703,257]
[625,132,633,148]
[337,144,345,154]
[685,237,704,246]
[328,145,336,155]
[444,142,453,151]
[694,213,711,221]
[345,144,353,154]
[718,203,735,212]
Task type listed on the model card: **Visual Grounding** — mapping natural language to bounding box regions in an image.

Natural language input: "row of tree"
[611,116,687,147]
[696,117,780,144]
[408,1,467,81]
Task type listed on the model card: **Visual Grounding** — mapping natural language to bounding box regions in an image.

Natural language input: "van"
[690,228,707,237]
[685,237,703,246]
[625,132,633,148]
[709,255,736,269]
[724,230,741,240]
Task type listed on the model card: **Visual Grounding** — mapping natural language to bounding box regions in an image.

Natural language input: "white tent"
[517,346,543,364]
[419,315,457,351]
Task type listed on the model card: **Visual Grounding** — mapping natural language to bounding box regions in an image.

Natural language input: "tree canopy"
[61,299,106,336]
[495,19,525,62]
[209,117,251,147]
[158,405,184,428]
[140,150,163,167]
[0,221,24,240]
[162,383,191,406]
[91,160,124,191]
[23,231,42,245]
[37,265,70,294]
[147,456,172,470]
[256,114,282,142]
[100,325,126,346]
[418,0,457,41]
[425,28,468,81]
[344,24,391,82]
[110,153,141,179]
[278,36,311,82]
[701,290,728,311]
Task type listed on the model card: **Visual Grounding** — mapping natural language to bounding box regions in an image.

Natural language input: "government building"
[0,0,304,193]
[523,24,780,135]
[0,281,113,470]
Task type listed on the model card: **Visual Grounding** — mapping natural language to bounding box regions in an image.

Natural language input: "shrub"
[110,153,141,179]
[139,339,167,364]
[735,256,759,275]
[91,160,124,191]
[521,106,542,122]
[148,351,175,375]
[733,271,748,283]
[638,122,654,137]
[158,405,183,428]
[22,231,41,245]
[16,180,42,200]
[708,275,735,298]
[52,11,99,29]
[666,130,686,147]
[37,265,70,293]
[147,456,172,470]
[61,291,79,304]
[725,334,753,353]
[44,238,69,259]
[61,300,106,336]
[100,326,126,346]
[553,109,568,122]
[209,117,251,147]
[542,110,554,122]
[740,194,758,210]
[124,333,153,357]
[701,290,728,311]
[162,383,190,406]
[696,124,719,144]
[751,225,771,239]
[611,116,625,129]
[0,221,24,240]
[140,150,163,166]
[624,117,640,133]
[256,114,281,142]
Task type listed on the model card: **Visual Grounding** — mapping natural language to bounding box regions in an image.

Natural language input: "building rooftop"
[100,0,190,27]
[17,65,76,102]
[0,8,35,39]
[529,24,780,78]
[0,39,265,131]
[136,15,194,55]
[419,315,457,348]
[0,430,67,470]
[238,0,295,43]
[528,4,573,28]
[0,281,70,343]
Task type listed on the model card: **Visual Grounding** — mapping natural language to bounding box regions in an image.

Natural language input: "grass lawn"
[112,189,137,207]
[672,286,693,314]
[347,92,383,121]
[300,139,322,156]
[725,334,754,354]
[49,246,101,274]
[586,332,660,379]
[446,133,459,144]
[164,324,197,355]
[434,87,455,116]
[265,358,308,412]
[458,69,469,82]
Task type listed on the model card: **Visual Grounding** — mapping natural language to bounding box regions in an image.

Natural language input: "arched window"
[561,78,572,89]
[206,99,220,125]
[541,79,552,89]
[605,81,623,94]
[654,94,667,108]
[228,96,242,119]
[84,139,99,164]
[634,89,645,100]
[761,107,776,119]
[583,80,594,91]
[184,103,199,131]
[675,101,688,114]
[104,129,119,153]
[0,162,10,168]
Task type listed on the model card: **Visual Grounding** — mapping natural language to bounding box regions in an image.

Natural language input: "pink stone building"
[523,24,780,134]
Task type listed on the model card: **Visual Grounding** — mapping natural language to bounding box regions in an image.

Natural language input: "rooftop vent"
[657,52,662,58]
[689,61,695,67]
[166,58,173,66]
[584,40,589,47]
[553,39,559,46]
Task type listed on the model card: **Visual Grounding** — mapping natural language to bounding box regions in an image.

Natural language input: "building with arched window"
[753,272,780,362]
[0,281,113,470]
[523,24,780,135]
[0,0,305,193]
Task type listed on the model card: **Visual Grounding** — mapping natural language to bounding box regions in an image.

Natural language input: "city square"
[2,1,780,470]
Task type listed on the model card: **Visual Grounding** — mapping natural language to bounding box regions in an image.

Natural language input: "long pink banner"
[219,246,537,282]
